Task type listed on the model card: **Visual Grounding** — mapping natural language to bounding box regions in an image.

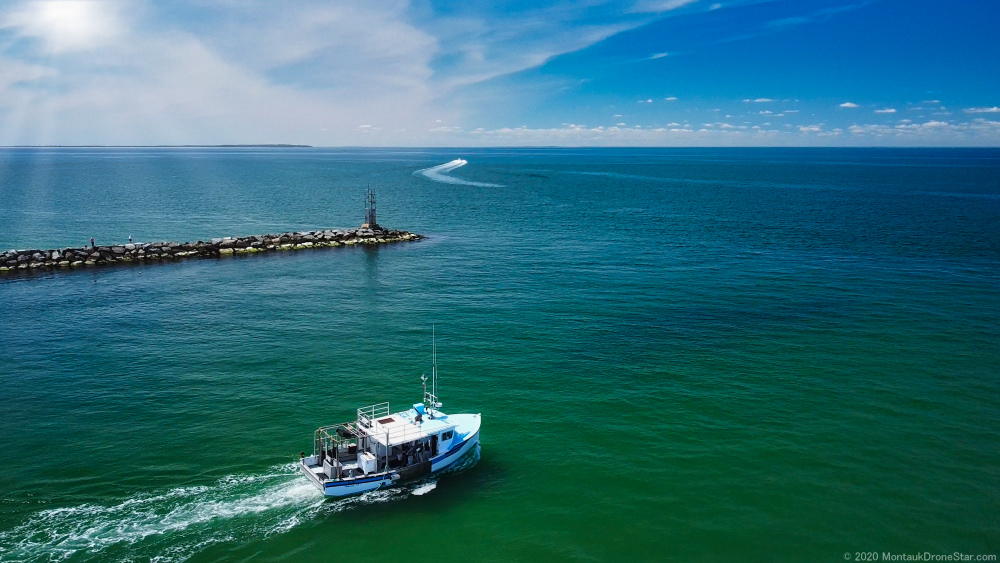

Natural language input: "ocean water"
[0,147,998,562]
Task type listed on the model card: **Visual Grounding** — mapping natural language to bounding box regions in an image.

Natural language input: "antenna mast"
[424,325,442,413]
[432,324,437,400]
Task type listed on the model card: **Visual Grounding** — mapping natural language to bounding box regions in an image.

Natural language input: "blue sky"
[0,0,997,146]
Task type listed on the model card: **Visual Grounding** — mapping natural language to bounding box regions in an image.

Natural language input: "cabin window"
[441,431,454,440]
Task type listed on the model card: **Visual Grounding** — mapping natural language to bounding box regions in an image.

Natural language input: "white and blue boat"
[299,334,481,497]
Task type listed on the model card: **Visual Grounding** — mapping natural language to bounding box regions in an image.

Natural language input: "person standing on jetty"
[90,237,95,248]
[128,235,132,244]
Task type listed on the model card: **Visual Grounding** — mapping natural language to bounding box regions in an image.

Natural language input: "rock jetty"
[0,227,421,274]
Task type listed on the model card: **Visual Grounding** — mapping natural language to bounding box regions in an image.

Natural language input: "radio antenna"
[432,324,437,400]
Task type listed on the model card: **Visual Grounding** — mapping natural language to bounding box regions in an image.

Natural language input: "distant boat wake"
[415,159,503,187]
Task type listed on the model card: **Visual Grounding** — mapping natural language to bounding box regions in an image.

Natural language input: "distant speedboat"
[299,331,481,498]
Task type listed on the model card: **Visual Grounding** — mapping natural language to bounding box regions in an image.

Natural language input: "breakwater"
[0,227,421,274]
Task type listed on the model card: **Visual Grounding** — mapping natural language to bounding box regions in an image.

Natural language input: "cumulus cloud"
[964,107,1000,113]
[664,96,677,101]
[840,102,859,108]
[874,108,896,113]
[744,98,773,102]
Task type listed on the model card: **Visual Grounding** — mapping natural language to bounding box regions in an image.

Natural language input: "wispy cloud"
[631,0,700,13]
[0,0,994,147]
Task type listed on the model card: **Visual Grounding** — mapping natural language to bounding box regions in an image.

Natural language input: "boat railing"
[313,421,358,456]
[356,402,390,428]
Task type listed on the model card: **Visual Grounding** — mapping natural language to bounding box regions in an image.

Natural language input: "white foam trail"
[415,159,503,187]
[0,448,482,562]
[411,482,437,496]
[0,465,322,563]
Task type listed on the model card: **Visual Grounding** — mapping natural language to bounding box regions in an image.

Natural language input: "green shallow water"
[0,148,998,562]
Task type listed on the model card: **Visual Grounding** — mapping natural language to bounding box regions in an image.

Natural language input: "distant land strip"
[1,144,313,148]
[0,227,421,275]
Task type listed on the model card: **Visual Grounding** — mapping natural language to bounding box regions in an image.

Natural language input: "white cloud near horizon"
[840,102,859,108]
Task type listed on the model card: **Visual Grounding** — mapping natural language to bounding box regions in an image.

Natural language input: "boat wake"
[0,464,319,562]
[412,482,437,496]
[0,448,482,562]
[414,159,503,187]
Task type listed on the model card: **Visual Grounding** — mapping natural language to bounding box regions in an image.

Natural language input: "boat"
[299,331,481,497]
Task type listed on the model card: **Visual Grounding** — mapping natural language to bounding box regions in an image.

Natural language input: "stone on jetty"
[0,227,422,275]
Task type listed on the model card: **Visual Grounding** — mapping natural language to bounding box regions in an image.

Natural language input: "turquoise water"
[1,148,998,562]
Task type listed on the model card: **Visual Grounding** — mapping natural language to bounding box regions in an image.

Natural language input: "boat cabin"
[305,400,456,482]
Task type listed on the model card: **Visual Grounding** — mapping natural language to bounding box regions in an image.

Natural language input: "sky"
[0,0,997,147]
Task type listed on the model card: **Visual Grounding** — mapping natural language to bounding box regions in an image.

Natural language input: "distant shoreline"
[1,144,313,148]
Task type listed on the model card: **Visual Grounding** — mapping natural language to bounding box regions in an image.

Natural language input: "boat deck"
[366,408,456,447]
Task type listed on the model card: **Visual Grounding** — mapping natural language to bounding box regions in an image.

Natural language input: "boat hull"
[301,428,480,498]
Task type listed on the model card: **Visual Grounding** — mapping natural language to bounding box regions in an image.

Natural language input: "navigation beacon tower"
[362,186,379,230]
